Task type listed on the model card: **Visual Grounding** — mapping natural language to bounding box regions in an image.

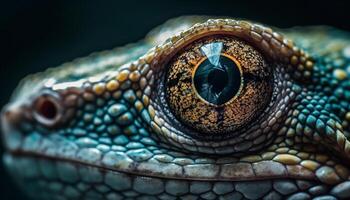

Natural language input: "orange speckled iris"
[166,35,273,134]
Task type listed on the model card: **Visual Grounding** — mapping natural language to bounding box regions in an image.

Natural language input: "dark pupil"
[193,55,241,105]
[207,67,228,93]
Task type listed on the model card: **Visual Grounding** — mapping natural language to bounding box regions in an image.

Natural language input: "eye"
[165,36,272,134]
[147,19,313,154]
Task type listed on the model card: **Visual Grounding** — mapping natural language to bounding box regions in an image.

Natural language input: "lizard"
[1,16,350,200]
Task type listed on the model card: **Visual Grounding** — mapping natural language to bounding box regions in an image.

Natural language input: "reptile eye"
[166,36,273,134]
[151,19,312,154]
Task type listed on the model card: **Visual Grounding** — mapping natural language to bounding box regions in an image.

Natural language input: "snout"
[1,89,81,151]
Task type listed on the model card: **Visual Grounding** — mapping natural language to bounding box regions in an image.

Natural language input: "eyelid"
[143,19,314,81]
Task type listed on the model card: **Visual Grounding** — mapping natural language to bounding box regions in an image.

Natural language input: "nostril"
[36,98,57,119]
[33,95,62,126]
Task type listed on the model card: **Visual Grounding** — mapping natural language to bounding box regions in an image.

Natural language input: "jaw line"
[4,150,320,183]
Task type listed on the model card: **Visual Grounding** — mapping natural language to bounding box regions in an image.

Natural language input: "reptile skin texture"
[2,16,350,200]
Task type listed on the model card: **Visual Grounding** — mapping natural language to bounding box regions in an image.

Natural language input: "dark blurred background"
[1,0,350,199]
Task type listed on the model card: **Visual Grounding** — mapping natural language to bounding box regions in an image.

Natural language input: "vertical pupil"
[193,55,242,105]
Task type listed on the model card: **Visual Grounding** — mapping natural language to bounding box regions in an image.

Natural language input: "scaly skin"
[2,16,350,199]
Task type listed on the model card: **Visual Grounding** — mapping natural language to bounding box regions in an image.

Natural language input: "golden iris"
[166,35,272,134]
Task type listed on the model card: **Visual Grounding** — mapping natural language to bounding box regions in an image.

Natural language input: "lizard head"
[2,16,350,199]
